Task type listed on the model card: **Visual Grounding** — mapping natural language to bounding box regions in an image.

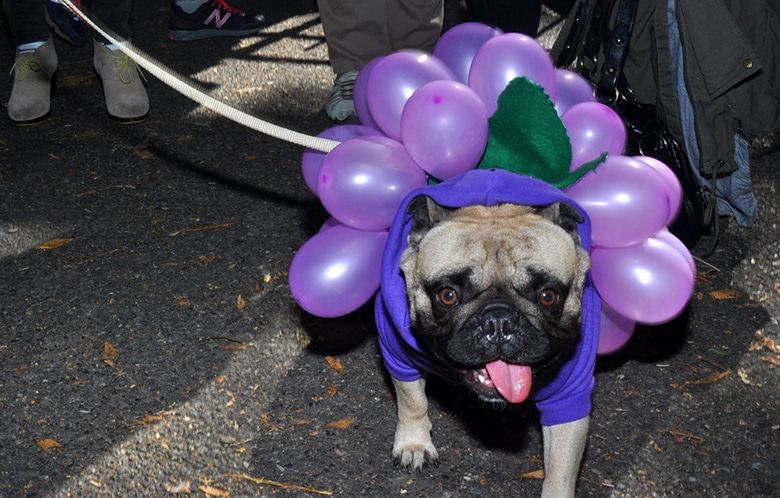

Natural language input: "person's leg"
[3,0,58,125]
[317,0,390,75]
[3,0,51,45]
[317,0,391,121]
[466,0,543,36]
[45,0,87,46]
[91,0,132,40]
[387,0,443,54]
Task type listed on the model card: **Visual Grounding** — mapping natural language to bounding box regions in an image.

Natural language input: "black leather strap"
[555,1,589,68]
[595,0,638,103]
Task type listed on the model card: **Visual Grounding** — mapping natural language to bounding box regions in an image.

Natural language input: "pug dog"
[375,170,600,498]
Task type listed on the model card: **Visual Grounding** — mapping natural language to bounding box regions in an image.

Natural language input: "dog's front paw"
[392,419,439,474]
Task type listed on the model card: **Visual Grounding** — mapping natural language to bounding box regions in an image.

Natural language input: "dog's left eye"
[436,288,459,307]
[539,289,558,307]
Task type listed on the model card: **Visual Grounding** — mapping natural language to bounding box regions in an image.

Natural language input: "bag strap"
[555,0,590,68]
[595,0,638,103]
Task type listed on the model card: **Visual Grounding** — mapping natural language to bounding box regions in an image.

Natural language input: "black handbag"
[554,0,709,250]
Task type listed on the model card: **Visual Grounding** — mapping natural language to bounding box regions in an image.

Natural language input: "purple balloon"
[633,155,683,226]
[433,22,503,84]
[301,125,384,195]
[366,50,456,140]
[318,216,342,233]
[562,102,627,170]
[289,225,388,318]
[318,136,427,231]
[468,33,556,116]
[554,69,595,116]
[401,80,488,180]
[564,155,672,248]
[354,57,383,130]
[597,301,636,355]
[591,237,694,325]
[652,228,696,278]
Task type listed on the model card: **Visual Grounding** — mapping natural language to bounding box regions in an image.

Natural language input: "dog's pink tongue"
[485,360,532,403]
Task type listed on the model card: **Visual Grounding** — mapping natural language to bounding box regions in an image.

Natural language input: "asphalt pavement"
[1,1,778,497]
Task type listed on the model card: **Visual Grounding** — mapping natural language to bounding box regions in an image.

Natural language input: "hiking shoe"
[325,70,358,122]
[93,41,150,124]
[167,0,266,41]
[44,0,86,47]
[8,38,58,126]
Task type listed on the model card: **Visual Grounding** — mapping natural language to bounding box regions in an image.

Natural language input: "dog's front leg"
[541,416,589,498]
[391,376,439,473]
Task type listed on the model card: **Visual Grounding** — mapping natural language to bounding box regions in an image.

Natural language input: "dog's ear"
[536,202,584,241]
[406,195,454,247]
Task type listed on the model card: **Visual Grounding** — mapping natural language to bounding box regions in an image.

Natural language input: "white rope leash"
[59,0,341,153]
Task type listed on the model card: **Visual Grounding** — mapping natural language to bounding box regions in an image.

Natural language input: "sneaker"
[167,0,266,41]
[44,0,86,47]
[325,70,358,122]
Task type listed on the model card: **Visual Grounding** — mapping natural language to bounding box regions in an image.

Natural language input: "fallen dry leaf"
[224,390,236,408]
[135,410,176,426]
[326,418,355,429]
[102,341,118,368]
[198,484,229,497]
[224,473,333,496]
[133,148,155,159]
[224,342,249,351]
[708,289,743,300]
[237,294,246,311]
[662,429,706,445]
[38,238,72,250]
[325,356,343,373]
[326,385,338,397]
[170,223,234,237]
[749,331,780,354]
[760,355,780,366]
[37,439,63,450]
[737,368,750,385]
[163,481,191,494]
[520,469,545,480]
[691,369,731,385]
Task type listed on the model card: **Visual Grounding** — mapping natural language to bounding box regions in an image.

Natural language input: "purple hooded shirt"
[374,169,601,426]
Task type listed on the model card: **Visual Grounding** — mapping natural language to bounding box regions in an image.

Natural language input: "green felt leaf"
[477,77,602,188]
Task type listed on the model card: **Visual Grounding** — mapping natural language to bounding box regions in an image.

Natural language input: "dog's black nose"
[481,304,518,343]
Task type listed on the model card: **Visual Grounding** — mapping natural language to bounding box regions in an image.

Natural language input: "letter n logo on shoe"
[204,10,230,28]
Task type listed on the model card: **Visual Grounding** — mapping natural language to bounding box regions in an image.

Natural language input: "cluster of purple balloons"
[290,22,695,354]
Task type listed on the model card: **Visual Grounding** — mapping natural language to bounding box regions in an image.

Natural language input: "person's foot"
[8,38,58,126]
[325,70,358,122]
[93,41,150,124]
[44,0,86,47]
[167,0,266,41]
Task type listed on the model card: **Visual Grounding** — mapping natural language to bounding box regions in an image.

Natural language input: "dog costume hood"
[375,168,601,426]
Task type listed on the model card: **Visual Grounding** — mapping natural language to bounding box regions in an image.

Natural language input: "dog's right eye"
[436,288,459,307]
[539,289,559,307]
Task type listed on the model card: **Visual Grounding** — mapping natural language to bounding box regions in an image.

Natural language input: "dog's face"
[400,195,591,404]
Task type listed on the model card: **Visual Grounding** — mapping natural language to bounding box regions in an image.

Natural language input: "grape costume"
[374,169,601,426]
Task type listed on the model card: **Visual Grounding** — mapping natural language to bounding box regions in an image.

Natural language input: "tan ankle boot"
[93,41,149,123]
[8,38,58,126]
